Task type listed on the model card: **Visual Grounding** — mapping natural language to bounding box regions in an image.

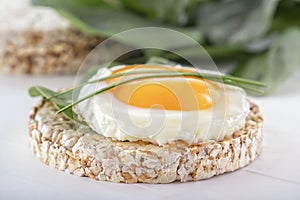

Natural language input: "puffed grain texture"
[29,100,263,183]
[0,29,102,74]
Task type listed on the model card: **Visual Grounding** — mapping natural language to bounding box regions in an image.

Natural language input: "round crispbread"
[0,1,102,74]
[29,100,263,183]
[0,28,101,74]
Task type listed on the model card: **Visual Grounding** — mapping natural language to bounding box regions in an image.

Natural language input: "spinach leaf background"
[31,0,300,95]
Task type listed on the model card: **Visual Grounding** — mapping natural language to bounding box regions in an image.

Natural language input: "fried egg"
[75,64,250,145]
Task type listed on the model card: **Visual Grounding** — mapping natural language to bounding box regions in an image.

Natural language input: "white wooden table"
[1,69,300,200]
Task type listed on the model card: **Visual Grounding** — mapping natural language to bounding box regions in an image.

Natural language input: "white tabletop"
[0,70,300,200]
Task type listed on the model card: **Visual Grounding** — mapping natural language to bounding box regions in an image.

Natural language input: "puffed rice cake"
[28,100,263,183]
[0,0,101,74]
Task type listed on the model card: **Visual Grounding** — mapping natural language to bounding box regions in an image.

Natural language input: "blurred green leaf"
[232,27,300,95]
[31,0,300,94]
[269,2,300,32]
[200,0,279,44]
[145,56,178,66]
[121,0,198,26]
[31,0,202,42]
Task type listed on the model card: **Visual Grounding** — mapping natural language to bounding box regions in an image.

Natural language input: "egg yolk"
[107,65,212,111]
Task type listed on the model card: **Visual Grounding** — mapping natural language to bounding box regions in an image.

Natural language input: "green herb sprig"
[29,66,267,122]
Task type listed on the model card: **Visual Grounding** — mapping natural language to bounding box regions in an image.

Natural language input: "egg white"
[74,65,250,145]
